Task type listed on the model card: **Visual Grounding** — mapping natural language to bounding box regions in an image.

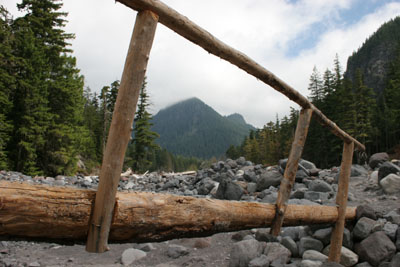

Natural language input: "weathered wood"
[0,181,356,242]
[328,141,354,262]
[115,0,365,152]
[270,108,313,236]
[86,10,159,253]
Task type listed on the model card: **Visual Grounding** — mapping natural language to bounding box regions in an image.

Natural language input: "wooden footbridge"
[0,0,365,264]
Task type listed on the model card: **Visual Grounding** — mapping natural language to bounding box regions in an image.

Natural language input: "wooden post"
[270,108,313,236]
[328,141,354,262]
[86,10,159,253]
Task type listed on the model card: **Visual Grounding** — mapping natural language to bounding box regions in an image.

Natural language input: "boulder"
[248,255,270,267]
[300,260,323,267]
[281,236,298,257]
[121,248,147,266]
[350,165,368,177]
[390,253,400,267]
[215,179,244,200]
[308,180,333,192]
[313,227,332,245]
[356,205,377,220]
[378,162,400,182]
[304,191,330,202]
[396,227,400,250]
[256,171,283,191]
[263,242,291,264]
[383,222,398,241]
[354,231,396,266]
[379,174,400,194]
[298,237,324,256]
[229,239,265,267]
[302,250,328,262]
[353,217,377,240]
[166,244,189,259]
[322,245,358,267]
[255,229,278,243]
[369,152,389,169]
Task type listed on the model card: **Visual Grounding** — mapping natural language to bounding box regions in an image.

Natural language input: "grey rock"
[263,242,291,264]
[383,210,400,225]
[383,222,398,241]
[380,174,400,194]
[281,236,298,258]
[247,182,257,194]
[229,239,265,267]
[308,180,332,192]
[197,178,216,195]
[288,198,320,205]
[304,191,329,202]
[298,237,323,256]
[378,263,390,267]
[166,244,189,259]
[323,263,345,267]
[356,205,377,220]
[322,245,358,267]
[232,230,253,242]
[124,181,135,190]
[261,192,278,203]
[244,170,258,183]
[302,250,328,262]
[256,171,283,191]
[350,165,369,177]
[121,248,147,266]
[378,162,400,182]
[355,263,373,267]
[355,231,396,266]
[390,253,400,267]
[28,262,41,267]
[353,217,376,240]
[215,179,244,200]
[248,254,270,267]
[290,188,307,199]
[255,229,279,243]
[237,157,246,166]
[299,159,317,170]
[312,227,332,245]
[396,228,400,250]
[369,152,389,169]
[137,243,156,252]
[281,226,302,241]
[299,260,323,267]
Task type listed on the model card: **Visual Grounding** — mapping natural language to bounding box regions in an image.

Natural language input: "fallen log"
[0,181,356,243]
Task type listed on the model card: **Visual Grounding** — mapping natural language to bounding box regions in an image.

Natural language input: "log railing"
[83,0,366,263]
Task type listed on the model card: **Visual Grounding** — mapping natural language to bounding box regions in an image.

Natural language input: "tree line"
[0,1,201,176]
[227,54,400,168]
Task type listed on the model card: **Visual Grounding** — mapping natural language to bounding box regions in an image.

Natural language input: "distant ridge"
[151,97,256,159]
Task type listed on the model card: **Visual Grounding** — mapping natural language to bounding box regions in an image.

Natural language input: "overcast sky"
[4,0,400,128]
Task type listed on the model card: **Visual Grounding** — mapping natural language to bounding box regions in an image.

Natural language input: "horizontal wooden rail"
[116,0,365,151]
[0,181,356,242]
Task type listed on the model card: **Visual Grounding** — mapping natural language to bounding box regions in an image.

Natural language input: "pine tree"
[130,78,159,172]
[0,7,15,169]
[308,66,324,103]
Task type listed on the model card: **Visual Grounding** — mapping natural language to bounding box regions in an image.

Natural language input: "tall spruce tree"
[129,78,159,172]
[8,0,86,175]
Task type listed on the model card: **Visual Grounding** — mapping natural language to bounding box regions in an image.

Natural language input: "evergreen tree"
[129,78,159,172]
[0,7,15,169]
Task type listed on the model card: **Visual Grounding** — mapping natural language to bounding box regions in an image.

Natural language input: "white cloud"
[3,0,400,128]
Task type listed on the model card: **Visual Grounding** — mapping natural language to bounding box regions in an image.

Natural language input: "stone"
[244,170,258,183]
[300,159,317,170]
[256,171,283,191]
[322,245,358,267]
[261,192,278,203]
[383,222,398,241]
[255,229,279,243]
[355,231,396,266]
[350,165,368,177]
[281,236,298,257]
[166,244,189,259]
[380,174,400,194]
[396,228,400,250]
[383,210,400,225]
[28,262,41,267]
[229,239,265,267]
[247,182,257,194]
[312,227,332,245]
[369,152,389,169]
[193,238,211,249]
[389,253,400,267]
[226,159,238,169]
[197,178,216,195]
[356,205,377,220]
[304,191,329,202]
[322,262,345,267]
[248,254,270,267]
[302,250,328,262]
[378,162,400,182]
[281,226,302,241]
[263,242,291,264]
[370,170,379,184]
[237,157,246,166]
[300,260,323,267]
[137,243,156,252]
[232,230,253,242]
[215,179,244,200]
[290,187,307,199]
[355,263,373,267]
[353,217,376,240]
[308,180,332,192]
[298,237,324,256]
[121,248,147,266]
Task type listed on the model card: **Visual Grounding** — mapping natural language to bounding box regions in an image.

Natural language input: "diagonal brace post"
[270,108,313,236]
[86,10,159,253]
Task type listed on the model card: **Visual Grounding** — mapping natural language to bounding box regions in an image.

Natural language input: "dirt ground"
[0,175,399,267]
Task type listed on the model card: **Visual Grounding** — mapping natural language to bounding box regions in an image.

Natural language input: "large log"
[115,0,365,152]
[0,181,356,242]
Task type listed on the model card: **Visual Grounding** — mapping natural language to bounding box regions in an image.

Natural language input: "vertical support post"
[86,10,159,253]
[270,108,313,236]
[328,141,354,262]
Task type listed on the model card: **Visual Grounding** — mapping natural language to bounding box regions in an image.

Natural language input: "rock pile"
[0,153,399,266]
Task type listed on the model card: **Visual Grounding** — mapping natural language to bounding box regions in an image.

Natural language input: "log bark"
[86,10,158,253]
[0,181,356,242]
[328,141,354,262]
[271,108,312,236]
[115,0,365,152]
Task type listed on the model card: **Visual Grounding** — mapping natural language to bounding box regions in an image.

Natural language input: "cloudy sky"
[4,0,400,128]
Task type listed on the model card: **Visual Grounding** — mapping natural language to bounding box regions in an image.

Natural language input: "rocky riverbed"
[0,153,399,267]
